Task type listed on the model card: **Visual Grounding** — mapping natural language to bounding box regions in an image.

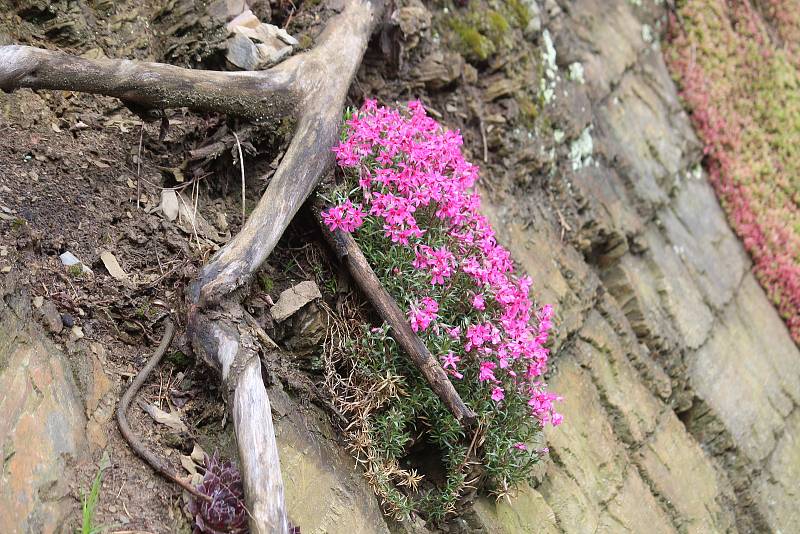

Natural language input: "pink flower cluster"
[323,100,562,427]
[409,296,439,333]
[321,199,365,232]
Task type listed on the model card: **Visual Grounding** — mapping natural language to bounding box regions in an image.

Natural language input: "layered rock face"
[475,0,800,532]
[0,289,88,532]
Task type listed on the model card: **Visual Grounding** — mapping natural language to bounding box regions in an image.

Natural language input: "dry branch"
[321,224,478,428]
[0,46,298,121]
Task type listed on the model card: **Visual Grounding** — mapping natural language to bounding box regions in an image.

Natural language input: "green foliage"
[257,272,274,293]
[67,264,84,278]
[449,18,496,62]
[78,459,108,534]
[331,198,545,522]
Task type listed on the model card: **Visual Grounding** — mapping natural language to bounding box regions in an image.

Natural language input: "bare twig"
[136,122,144,209]
[116,319,211,502]
[233,130,246,222]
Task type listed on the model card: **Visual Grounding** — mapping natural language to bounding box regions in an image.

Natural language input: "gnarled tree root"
[0,1,383,532]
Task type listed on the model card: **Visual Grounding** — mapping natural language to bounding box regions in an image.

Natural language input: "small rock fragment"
[69,325,84,342]
[270,281,322,322]
[59,251,93,274]
[160,189,179,221]
[226,32,260,70]
[226,9,260,30]
[61,313,75,328]
[180,455,198,476]
[190,443,207,464]
[39,300,63,334]
[33,295,44,308]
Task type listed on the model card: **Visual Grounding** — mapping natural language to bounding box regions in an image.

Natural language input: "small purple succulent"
[188,452,301,534]
[189,453,249,534]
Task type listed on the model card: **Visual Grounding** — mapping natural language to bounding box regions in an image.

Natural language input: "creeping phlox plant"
[321,100,561,521]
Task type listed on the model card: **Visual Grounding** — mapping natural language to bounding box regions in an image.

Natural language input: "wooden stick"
[0,46,299,122]
[320,224,478,428]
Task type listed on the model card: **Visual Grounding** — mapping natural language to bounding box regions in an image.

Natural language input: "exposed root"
[115,319,210,502]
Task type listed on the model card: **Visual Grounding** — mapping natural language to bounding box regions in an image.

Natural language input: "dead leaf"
[100,250,132,285]
[139,401,188,432]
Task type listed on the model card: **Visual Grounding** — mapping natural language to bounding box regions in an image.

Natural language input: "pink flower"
[332,100,562,435]
[441,351,460,370]
[408,297,439,332]
[478,361,496,382]
[321,200,365,233]
[491,386,505,402]
[513,443,527,451]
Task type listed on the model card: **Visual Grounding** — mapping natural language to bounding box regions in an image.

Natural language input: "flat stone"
[600,469,676,534]
[543,359,627,505]
[270,281,321,322]
[635,415,735,533]
[660,174,748,311]
[594,49,699,211]
[270,386,390,533]
[537,465,601,533]
[472,485,559,534]
[689,274,800,463]
[577,311,663,444]
[554,0,646,100]
[0,294,87,533]
[754,410,800,531]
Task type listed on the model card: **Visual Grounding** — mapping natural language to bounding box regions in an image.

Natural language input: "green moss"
[67,264,83,278]
[449,18,496,62]
[298,34,313,50]
[506,0,530,28]
[257,272,274,293]
[517,95,539,127]
[165,350,192,370]
[486,10,510,41]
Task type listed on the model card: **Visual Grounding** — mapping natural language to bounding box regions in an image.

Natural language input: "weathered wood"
[192,0,379,307]
[321,225,478,428]
[0,46,299,121]
[189,126,256,161]
[190,309,289,533]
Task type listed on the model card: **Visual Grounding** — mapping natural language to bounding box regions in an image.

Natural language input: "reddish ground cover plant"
[322,101,560,520]
[665,0,800,342]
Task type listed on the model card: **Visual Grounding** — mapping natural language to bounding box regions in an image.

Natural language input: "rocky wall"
[474,0,800,532]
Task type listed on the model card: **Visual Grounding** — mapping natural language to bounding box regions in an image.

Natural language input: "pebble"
[69,325,84,342]
[61,313,75,328]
